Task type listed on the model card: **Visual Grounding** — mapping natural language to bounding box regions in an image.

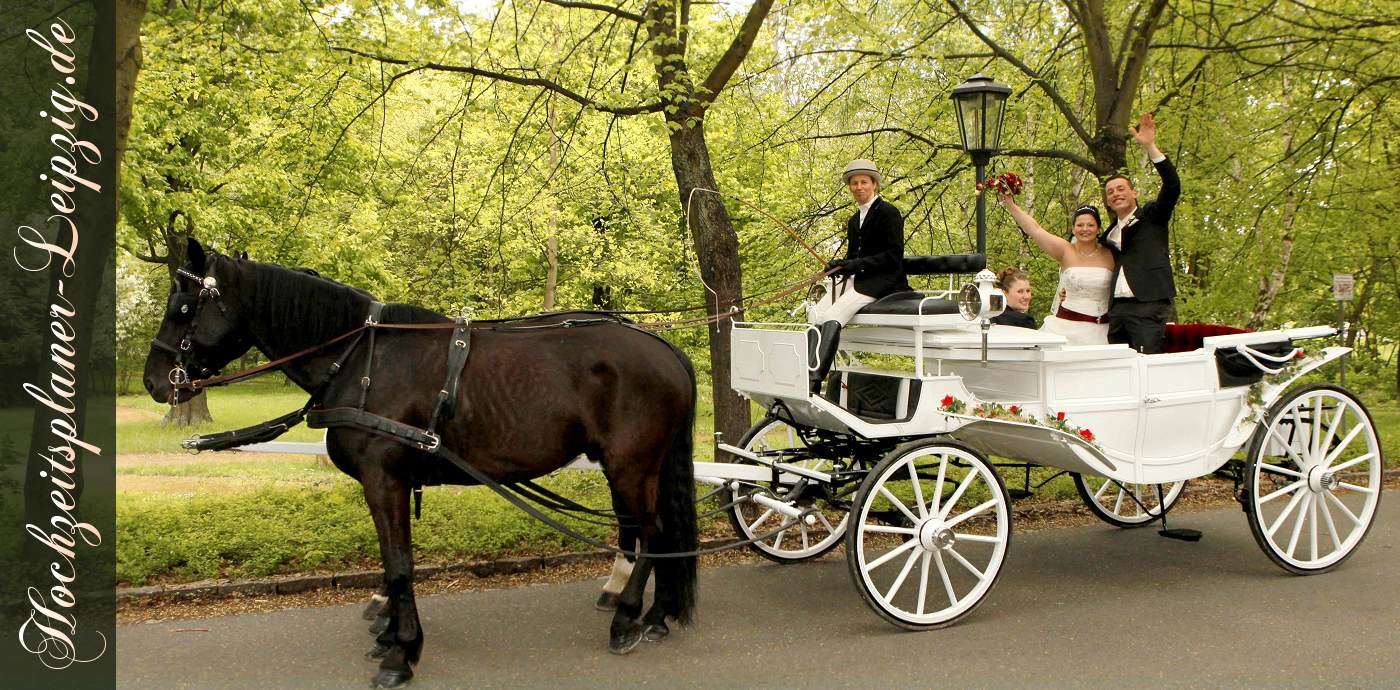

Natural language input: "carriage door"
[1136,352,1218,483]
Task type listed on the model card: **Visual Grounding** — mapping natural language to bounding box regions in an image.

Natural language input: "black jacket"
[991,309,1037,329]
[843,197,911,298]
[1104,158,1180,303]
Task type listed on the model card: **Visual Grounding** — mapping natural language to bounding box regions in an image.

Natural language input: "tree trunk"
[666,123,749,444]
[162,393,212,425]
[543,100,559,311]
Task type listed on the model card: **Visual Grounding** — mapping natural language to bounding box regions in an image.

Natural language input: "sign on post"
[1333,274,1354,301]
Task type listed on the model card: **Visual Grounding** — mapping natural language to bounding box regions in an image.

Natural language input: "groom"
[1102,112,1180,354]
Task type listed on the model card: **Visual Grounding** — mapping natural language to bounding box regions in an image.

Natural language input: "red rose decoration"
[1295,350,1306,359]
[941,395,955,407]
[1079,429,1094,442]
[1056,411,1066,421]
[1009,405,1020,414]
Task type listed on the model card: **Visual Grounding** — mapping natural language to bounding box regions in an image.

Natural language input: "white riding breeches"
[809,279,876,325]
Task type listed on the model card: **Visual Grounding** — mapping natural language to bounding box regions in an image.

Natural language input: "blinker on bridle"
[151,265,225,395]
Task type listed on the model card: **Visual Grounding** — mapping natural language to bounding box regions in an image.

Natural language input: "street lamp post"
[950,74,1012,256]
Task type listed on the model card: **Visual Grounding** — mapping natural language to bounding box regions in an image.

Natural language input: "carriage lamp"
[951,73,1012,256]
[958,269,1006,322]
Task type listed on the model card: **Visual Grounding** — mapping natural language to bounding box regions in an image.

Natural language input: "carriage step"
[1157,528,1203,542]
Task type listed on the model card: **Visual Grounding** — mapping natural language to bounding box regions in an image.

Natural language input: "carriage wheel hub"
[917,520,956,551]
[1306,466,1338,493]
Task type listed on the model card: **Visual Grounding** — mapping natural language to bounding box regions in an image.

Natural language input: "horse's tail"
[658,343,699,625]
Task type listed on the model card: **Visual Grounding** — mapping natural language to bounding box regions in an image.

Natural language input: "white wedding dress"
[1041,266,1112,345]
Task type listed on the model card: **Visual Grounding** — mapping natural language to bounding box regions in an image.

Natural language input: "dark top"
[1105,158,1181,303]
[843,197,912,298]
[991,309,1038,329]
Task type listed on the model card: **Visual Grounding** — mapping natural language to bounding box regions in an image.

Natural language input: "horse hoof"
[368,614,390,636]
[365,642,391,661]
[642,622,669,643]
[370,668,412,689]
[594,592,620,611]
[362,594,388,621]
[609,628,643,655]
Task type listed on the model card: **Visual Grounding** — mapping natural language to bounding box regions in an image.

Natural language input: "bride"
[996,193,1115,345]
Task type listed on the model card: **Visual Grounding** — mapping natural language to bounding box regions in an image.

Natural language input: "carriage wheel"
[846,440,1010,629]
[1073,474,1187,528]
[725,418,850,563]
[1244,384,1383,574]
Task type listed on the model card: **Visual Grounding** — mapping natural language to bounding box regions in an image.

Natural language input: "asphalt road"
[118,504,1400,689]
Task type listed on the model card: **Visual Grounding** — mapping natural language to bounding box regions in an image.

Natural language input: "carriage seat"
[857,291,960,316]
[849,253,985,317]
[902,253,986,275]
[1162,323,1249,353]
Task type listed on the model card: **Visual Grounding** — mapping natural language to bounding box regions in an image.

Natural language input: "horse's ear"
[238,250,249,261]
[186,237,206,272]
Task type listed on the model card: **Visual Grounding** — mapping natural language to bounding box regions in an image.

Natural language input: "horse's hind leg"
[597,488,639,611]
[608,546,652,655]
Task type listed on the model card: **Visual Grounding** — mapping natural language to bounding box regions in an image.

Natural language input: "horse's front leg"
[361,470,422,689]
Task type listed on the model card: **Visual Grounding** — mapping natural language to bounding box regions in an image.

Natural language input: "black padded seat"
[903,253,985,275]
[857,291,960,316]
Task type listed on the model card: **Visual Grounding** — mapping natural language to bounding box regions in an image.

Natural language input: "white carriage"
[715,255,1383,629]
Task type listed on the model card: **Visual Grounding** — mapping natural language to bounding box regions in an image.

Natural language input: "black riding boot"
[808,320,842,394]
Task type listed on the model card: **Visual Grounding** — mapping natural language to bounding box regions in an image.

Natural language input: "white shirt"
[1106,152,1167,298]
[857,195,879,227]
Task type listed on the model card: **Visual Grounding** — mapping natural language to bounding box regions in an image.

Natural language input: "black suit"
[991,309,1037,329]
[843,197,911,298]
[1104,157,1180,353]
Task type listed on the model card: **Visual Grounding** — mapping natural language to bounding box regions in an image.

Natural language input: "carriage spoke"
[1337,482,1376,495]
[938,472,977,520]
[1317,400,1349,462]
[1257,478,1306,505]
[865,536,919,570]
[863,524,917,535]
[931,454,949,516]
[1284,493,1311,558]
[1112,484,1125,514]
[883,549,922,603]
[1267,424,1309,467]
[1321,424,1365,468]
[815,512,838,533]
[916,552,932,616]
[908,461,928,519]
[1266,488,1309,537]
[877,486,921,525]
[1093,478,1112,501]
[933,551,957,607]
[1259,462,1305,479]
[1323,490,1362,526]
[1327,452,1375,474]
[771,527,788,549]
[1309,495,1319,562]
[799,526,810,551]
[953,533,1003,544]
[1319,494,1343,551]
[945,499,998,530]
[746,508,777,534]
[1310,396,1323,460]
[945,545,986,581]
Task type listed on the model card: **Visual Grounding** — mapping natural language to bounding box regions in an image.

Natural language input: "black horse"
[144,239,699,688]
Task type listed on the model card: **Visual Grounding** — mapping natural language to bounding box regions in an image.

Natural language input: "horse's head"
[143,238,255,405]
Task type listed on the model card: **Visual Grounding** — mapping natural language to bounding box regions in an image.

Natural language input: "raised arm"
[997,192,1070,265]
[1133,112,1180,218]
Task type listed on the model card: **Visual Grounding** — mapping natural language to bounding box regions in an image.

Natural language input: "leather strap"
[1055,305,1109,325]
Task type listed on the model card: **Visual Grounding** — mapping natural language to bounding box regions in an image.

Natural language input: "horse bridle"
[150,264,226,391]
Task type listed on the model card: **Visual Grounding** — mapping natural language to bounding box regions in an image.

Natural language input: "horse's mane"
[236,256,448,347]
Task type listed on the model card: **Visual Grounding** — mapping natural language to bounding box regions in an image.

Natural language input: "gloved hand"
[826,259,853,275]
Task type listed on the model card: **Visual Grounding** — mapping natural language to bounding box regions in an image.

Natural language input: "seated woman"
[997,194,1114,345]
[990,267,1037,328]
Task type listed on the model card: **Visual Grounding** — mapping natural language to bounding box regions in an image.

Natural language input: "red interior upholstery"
[1162,323,1250,353]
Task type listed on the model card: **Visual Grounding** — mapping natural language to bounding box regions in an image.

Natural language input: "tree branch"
[697,0,776,108]
[328,45,664,116]
[944,0,1095,148]
[998,147,1100,172]
[538,0,642,22]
